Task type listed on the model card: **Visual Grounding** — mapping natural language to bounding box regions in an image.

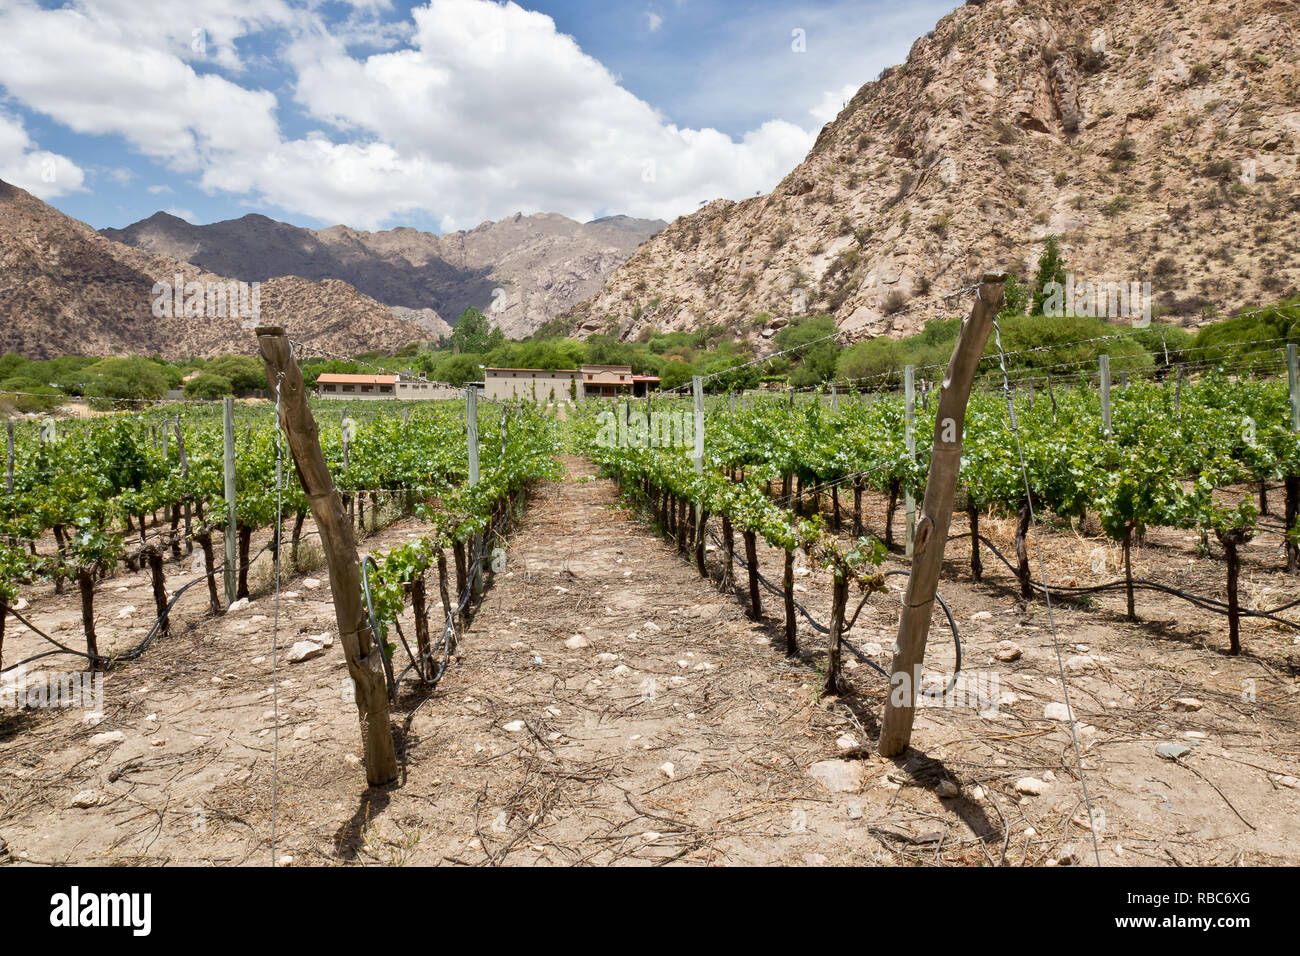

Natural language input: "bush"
[658,359,696,391]
[184,372,234,399]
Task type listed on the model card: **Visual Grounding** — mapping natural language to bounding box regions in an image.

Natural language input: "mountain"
[0,180,429,360]
[102,209,667,339]
[574,0,1300,344]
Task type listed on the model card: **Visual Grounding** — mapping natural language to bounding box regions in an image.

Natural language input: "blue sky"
[0,0,957,233]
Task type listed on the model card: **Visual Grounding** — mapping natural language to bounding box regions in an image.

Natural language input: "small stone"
[643,621,661,632]
[1171,697,1203,712]
[937,779,960,799]
[612,664,632,678]
[994,641,1022,662]
[847,802,863,820]
[302,578,321,590]
[116,606,136,620]
[226,598,251,613]
[1273,774,1300,790]
[1049,845,1079,866]
[809,759,865,793]
[596,652,618,663]
[344,754,361,766]
[861,642,882,656]
[1156,742,1191,760]
[286,640,325,663]
[1015,777,1048,796]
[278,855,294,867]
[249,615,268,625]
[563,635,589,649]
[836,733,860,751]
[81,712,106,727]
[293,725,312,741]
[71,789,99,808]
[251,656,266,665]
[1065,654,1097,674]
[803,853,828,866]
[150,739,166,747]
[659,761,675,779]
[503,720,526,733]
[641,831,661,842]
[1043,702,1074,721]
[971,611,993,622]
[88,731,125,747]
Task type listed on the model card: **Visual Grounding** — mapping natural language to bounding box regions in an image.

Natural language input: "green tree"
[659,359,696,390]
[451,307,493,354]
[81,357,169,403]
[205,355,265,392]
[1031,235,1068,315]
[184,372,234,399]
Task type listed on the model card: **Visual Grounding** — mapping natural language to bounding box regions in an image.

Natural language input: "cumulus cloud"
[0,0,819,230]
[0,110,85,197]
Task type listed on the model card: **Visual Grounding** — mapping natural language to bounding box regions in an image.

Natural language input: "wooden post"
[222,397,238,605]
[1099,354,1112,437]
[1045,374,1057,423]
[1174,365,1183,417]
[692,376,704,476]
[175,415,192,555]
[466,385,483,598]
[255,327,398,786]
[904,365,917,559]
[5,420,13,494]
[831,385,838,413]
[1289,345,1299,432]
[879,273,1007,758]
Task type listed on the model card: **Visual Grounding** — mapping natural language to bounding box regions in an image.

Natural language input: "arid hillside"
[575,0,1300,344]
[103,210,665,339]
[0,180,430,360]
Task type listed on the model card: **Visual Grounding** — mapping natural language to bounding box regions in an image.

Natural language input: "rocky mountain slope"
[0,180,429,360]
[576,0,1300,344]
[103,210,665,339]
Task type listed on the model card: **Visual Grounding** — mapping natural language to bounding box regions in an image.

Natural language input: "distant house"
[316,372,461,400]
[316,373,397,399]
[581,365,659,399]
[484,368,582,403]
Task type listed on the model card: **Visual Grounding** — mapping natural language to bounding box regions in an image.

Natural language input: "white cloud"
[0,110,85,197]
[0,0,820,230]
[646,11,664,32]
[809,83,859,125]
[164,206,197,221]
[147,184,176,194]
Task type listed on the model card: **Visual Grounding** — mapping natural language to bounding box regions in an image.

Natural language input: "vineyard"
[1,327,1298,867]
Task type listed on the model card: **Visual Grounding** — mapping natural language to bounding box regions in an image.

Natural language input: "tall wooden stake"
[879,274,1007,758]
[1099,354,1112,438]
[1289,345,1299,432]
[255,327,398,786]
[222,397,238,605]
[5,421,13,494]
[904,365,917,559]
[466,385,482,598]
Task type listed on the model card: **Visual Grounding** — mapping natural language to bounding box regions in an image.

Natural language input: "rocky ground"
[1,457,1298,866]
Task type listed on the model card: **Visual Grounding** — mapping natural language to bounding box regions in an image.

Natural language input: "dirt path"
[0,457,885,866]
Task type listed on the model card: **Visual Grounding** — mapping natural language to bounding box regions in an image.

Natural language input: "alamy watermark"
[594,408,701,450]
[1,670,103,711]
[1040,273,1152,327]
[151,274,261,328]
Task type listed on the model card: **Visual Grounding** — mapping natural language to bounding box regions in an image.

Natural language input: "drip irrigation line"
[956,531,1300,628]
[699,522,962,691]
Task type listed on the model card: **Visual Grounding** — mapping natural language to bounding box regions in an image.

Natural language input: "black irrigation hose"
[1,540,274,676]
[700,522,963,691]
[956,531,1300,629]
